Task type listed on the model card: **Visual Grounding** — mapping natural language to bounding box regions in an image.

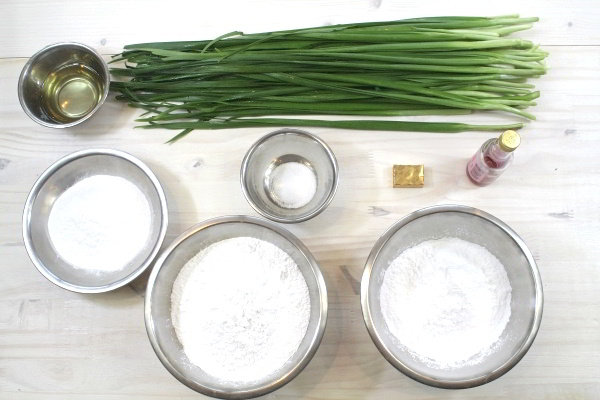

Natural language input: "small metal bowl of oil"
[18,42,110,128]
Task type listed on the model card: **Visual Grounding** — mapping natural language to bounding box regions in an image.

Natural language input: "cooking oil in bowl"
[42,64,103,122]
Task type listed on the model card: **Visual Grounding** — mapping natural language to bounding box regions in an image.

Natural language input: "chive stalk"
[111,15,547,142]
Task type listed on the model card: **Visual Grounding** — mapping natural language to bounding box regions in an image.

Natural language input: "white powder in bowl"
[48,174,152,273]
[171,237,311,383]
[269,162,317,209]
[379,237,512,368]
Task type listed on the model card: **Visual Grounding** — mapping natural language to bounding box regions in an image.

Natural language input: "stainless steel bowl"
[361,205,543,388]
[22,149,168,293]
[241,129,339,223]
[18,42,110,128]
[145,215,328,399]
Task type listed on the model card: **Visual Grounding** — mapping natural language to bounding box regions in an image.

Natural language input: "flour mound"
[48,175,151,273]
[171,237,311,383]
[380,237,512,368]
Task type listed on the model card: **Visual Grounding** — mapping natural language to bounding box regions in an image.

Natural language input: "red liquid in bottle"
[466,131,520,186]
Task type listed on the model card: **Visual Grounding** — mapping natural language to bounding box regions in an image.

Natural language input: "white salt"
[269,162,317,209]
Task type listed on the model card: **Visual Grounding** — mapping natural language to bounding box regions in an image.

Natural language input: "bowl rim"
[240,128,339,224]
[144,215,328,399]
[360,204,544,389]
[17,42,111,129]
[22,148,169,293]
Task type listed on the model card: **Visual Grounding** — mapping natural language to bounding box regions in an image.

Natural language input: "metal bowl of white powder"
[241,128,339,223]
[361,204,543,388]
[23,149,168,293]
[145,215,327,399]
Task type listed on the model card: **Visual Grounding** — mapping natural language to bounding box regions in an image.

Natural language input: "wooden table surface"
[1,1,599,399]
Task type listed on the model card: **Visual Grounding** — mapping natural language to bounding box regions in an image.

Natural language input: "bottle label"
[467,155,487,183]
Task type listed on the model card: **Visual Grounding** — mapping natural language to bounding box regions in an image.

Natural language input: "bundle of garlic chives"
[110,15,547,142]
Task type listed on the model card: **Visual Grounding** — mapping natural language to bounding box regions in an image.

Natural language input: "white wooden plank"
[0,0,599,58]
[0,7,599,399]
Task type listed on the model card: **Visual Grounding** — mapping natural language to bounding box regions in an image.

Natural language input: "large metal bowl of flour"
[145,215,328,399]
[361,204,543,388]
[22,149,168,293]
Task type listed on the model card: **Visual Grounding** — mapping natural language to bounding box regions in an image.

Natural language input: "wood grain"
[1,1,599,399]
[1,0,599,58]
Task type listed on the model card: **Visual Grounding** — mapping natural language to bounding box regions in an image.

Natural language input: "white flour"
[48,175,151,273]
[269,162,317,209]
[380,237,512,368]
[171,237,311,383]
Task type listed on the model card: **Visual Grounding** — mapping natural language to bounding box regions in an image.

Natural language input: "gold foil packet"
[393,165,424,188]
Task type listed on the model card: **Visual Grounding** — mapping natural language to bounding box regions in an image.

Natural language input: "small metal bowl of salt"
[22,149,168,293]
[361,205,543,388]
[241,128,339,223]
[145,215,328,399]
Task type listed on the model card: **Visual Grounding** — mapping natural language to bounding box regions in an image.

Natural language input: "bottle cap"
[499,130,521,152]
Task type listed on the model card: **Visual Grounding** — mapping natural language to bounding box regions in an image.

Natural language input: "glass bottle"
[467,130,521,186]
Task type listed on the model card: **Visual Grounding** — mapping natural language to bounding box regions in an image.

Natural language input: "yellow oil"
[42,64,103,122]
